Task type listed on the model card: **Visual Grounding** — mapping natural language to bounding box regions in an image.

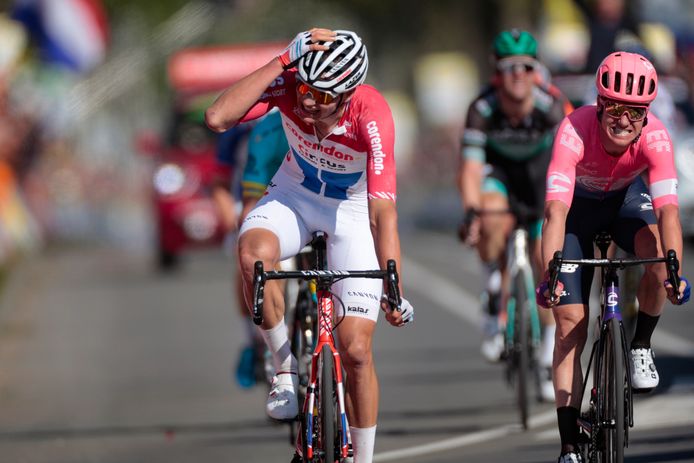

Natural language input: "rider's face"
[598,97,648,154]
[496,57,536,101]
[296,83,342,124]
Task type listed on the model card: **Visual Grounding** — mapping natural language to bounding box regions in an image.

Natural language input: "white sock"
[540,324,556,368]
[350,425,376,463]
[260,318,296,374]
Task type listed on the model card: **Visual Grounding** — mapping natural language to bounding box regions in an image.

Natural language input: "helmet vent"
[614,71,622,92]
[625,73,634,95]
[601,71,609,89]
[648,79,656,95]
[637,75,645,96]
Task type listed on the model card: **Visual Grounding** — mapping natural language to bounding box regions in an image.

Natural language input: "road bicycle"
[547,231,681,463]
[286,242,320,446]
[252,231,401,463]
[472,208,543,430]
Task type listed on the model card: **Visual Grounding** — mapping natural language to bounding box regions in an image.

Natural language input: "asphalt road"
[0,228,692,463]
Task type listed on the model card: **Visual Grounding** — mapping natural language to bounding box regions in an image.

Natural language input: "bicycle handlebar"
[547,250,682,305]
[251,259,402,326]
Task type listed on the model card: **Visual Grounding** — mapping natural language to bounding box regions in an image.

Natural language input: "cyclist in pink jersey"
[206,28,413,463]
[536,51,690,463]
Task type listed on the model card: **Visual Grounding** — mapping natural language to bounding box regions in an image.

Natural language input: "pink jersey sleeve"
[358,89,397,202]
[545,115,584,208]
[641,117,678,208]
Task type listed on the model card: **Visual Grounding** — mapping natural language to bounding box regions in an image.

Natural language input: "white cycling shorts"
[239,179,382,323]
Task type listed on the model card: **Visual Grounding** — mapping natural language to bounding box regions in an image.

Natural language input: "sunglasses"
[602,100,648,122]
[496,60,536,74]
[297,83,337,105]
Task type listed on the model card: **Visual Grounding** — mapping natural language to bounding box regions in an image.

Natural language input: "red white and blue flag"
[12,0,109,73]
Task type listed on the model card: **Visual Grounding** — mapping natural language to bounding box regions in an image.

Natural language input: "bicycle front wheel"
[319,344,336,463]
[511,270,530,430]
[599,317,626,463]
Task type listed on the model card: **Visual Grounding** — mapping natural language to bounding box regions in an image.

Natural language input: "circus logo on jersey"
[283,119,362,174]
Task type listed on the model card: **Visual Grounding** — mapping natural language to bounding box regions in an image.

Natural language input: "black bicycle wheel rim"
[514,271,530,430]
[601,318,625,463]
[320,344,336,463]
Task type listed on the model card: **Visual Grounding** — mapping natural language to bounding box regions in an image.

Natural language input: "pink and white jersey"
[241,71,396,202]
[545,105,678,209]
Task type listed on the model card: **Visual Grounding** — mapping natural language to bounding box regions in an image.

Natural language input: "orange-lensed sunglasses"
[297,83,337,105]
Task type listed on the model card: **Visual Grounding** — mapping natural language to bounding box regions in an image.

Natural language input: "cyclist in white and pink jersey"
[536,51,690,463]
[205,28,413,463]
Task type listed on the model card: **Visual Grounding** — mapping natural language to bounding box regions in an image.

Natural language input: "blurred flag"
[11,0,109,73]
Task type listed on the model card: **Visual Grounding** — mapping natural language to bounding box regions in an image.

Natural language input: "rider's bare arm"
[205,28,335,132]
[459,157,484,212]
[205,59,284,132]
[655,204,683,269]
[541,199,569,274]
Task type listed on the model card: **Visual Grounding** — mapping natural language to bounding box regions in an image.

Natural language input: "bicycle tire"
[599,317,626,463]
[319,344,336,463]
[513,270,530,430]
[290,288,312,445]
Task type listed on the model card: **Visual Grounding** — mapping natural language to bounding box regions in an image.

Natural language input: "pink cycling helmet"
[595,51,658,105]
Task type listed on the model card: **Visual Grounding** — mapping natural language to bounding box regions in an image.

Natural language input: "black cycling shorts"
[556,176,657,306]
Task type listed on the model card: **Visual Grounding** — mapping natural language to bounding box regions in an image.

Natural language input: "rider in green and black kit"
[458,29,573,401]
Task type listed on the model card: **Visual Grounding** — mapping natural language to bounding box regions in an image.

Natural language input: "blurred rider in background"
[458,29,572,402]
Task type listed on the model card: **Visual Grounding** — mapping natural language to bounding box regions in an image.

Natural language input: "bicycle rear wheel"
[599,317,626,462]
[319,344,337,462]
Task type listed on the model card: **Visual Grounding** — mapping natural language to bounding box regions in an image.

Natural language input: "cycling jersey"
[462,83,569,234]
[545,106,678,209]
[241,71,396,202]
[462,84,568,164]
[241,110,288,199]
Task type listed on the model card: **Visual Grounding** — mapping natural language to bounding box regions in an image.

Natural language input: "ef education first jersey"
[545,105,678,209]
[241,71,396,202]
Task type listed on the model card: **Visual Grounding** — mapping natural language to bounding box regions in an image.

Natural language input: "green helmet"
[493,29,537,59]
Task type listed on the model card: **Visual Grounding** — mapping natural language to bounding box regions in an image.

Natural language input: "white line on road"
[373,255,694,461]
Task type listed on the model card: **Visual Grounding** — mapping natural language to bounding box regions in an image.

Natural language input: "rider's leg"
[239,228,298,420]
[531,235,557,401]
[553,302,589,454]
[612,179,663,390]
[478,190,513,361]
[238,229,292,366]
[630,223,667,390]
[337,318,378,463]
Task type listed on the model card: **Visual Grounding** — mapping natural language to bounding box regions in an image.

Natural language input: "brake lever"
[665,250,681,301]
[252,261,266,326]
[386,259,402,312]
[548,251,563,305]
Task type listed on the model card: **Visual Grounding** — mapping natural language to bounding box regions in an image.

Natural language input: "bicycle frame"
[252,232,401,462]
[505,228,542,351]
[548,234,681,462]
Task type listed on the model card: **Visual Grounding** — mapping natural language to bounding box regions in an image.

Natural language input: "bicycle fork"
[303,290,350,461]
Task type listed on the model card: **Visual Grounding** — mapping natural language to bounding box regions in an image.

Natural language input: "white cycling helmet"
[297,30,368,95]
